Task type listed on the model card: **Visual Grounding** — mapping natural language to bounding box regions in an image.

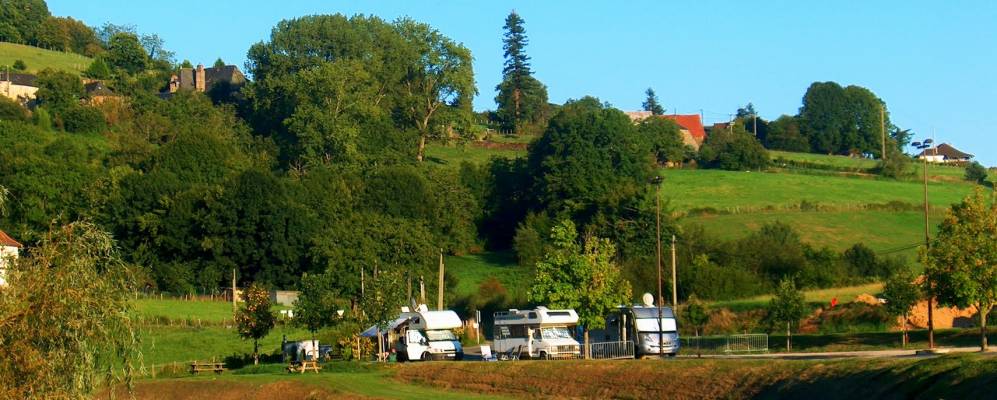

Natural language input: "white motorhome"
[392,305,464,362]
[596,304,680,358]
[492,307,581,360]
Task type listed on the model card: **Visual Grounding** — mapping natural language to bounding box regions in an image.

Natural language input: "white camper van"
[597,304,680,358]
[392,306,464,362]
[492,307,581,360]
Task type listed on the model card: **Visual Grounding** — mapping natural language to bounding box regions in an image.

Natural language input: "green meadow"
[0,42,91,74]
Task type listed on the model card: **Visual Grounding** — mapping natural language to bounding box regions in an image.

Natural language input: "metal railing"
[585,340,635,360]
[682,334,768,354]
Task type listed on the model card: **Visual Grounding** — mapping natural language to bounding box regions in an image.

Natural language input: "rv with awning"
[368,305,463,361]
[492,307,581,359]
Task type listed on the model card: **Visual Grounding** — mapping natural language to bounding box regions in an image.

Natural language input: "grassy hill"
[0,42,91,74]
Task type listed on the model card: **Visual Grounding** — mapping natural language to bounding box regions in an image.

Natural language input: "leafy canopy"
[529,219,632,331]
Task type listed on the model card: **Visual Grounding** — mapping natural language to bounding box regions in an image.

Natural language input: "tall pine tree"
[642,88,664,116]
[495,10,548,134]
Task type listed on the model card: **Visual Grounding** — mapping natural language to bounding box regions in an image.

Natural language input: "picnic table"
[287,360,322,374]
[189,361,226,374]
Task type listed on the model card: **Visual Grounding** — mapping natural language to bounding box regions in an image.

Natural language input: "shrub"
[875,146,912,179]
[0,96,28,121]
[34,107,52,130]
[681,255,765,301]
[965,161,988,185]
[61,105,106,133]
[12,59,26,71]
[697,123,770,170]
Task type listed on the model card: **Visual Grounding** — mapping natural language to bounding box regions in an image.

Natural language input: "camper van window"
[509,325,528,338]
[497,326,510,339]
[426,330,457,342]
[528,312,538,319]
[547,311,571,317]
[541,327,573,340]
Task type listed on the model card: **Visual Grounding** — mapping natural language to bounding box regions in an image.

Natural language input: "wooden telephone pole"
[671,235,677,307]
[231,268,237,313]
[437,250,445,310]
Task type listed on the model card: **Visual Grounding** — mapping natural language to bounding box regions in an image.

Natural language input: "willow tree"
[0,222,139,399]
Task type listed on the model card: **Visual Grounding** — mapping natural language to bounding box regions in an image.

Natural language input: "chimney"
[195,64,206,92]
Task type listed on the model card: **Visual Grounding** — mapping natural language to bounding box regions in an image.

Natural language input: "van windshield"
[635,318,677,333]
[425,330,457,342]
[541,327,573,340]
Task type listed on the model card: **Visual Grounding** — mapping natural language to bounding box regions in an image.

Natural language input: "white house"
[0,229,23,286]
[917,143,974,164]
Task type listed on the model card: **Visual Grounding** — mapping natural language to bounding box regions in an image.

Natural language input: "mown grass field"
[658,168,973,212]
[447,251,530,299]
[0,42,91,74]
[712,282,884,311]
[138,324,309,366]
[424,142,524,166]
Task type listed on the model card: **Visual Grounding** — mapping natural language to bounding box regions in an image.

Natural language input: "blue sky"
[50,1,997,165]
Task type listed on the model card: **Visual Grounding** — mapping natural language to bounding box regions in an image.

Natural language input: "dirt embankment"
[104,379,368,400]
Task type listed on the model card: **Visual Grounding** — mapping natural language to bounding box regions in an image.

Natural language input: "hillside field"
[0,42,91,74]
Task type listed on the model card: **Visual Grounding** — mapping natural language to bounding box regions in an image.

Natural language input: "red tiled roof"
[0,229,22,248]
[662,114,707,141]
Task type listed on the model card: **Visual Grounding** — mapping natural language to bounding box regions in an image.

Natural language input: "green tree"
[875,140,912,179]
[495,10,548,134]
[0,222,139,399]
[236,283,277,365]
[34,68,85,110]
[529,220,633,357]
[882,265,921,347]
[140,33,174,63]
[213,57,226,68]
[360,269,405,361]
[642,88,665,116]
[106,32,148,74]
[294,272,344,341]
[924,189,997,351]
[11,59,26,71]
[765,115,809,152]
[528,97,652,216]
[84,57,112,79]
[767,277,808,351]
[684,294,710,337]
[636,115,684,164]
[395,18,476,162]
[965,161,988,185]
[697,122,770,170]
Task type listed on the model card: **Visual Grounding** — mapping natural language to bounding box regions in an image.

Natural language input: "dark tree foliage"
[965,161,988,185]
[83,58,112,80]
[105,32,148,74]
[12,59,26,71]
[0,96,29,121]
[35,69,85,110]
[642,88,664,116]
[765,115,809,152]
[0,0,51,45]
[636,116,685,164]
[799,81,891,157]
[697,122,769,170]
[527,96,652,218]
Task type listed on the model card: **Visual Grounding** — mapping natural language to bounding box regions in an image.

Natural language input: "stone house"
[0,71,38,103]
[166,64,246,94]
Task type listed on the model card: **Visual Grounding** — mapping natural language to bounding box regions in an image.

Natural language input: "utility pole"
[652,176,664,358]
[671,235,677,307]
[438,249,445,310]
[360,267,365,297]
[913,136,936,349]
[880,104,887,160]
[753,114,758,137]
[419,276,426,305]
[231,268,237,313]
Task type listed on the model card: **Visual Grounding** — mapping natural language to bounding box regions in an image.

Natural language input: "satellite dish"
[642,293,655,307]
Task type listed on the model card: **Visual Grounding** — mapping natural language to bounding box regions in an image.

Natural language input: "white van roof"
[494,306,578,326]
[402,310,462,330]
